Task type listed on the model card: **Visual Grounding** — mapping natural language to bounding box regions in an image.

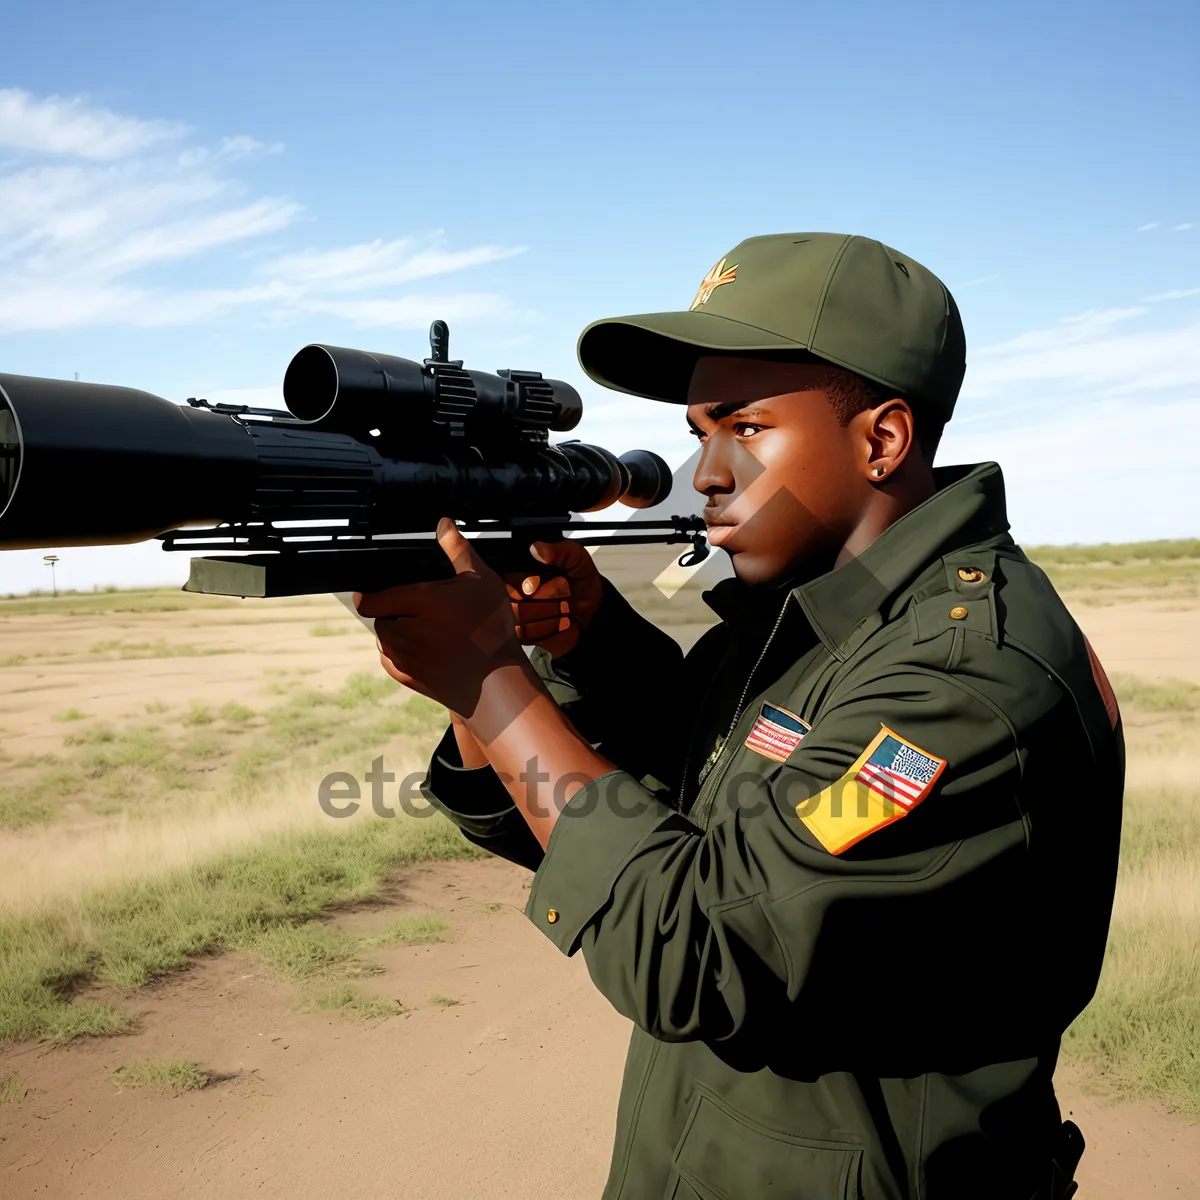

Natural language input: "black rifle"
[0,322,707,596]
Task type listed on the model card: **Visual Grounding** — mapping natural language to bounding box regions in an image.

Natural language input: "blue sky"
[1,0,1197,591]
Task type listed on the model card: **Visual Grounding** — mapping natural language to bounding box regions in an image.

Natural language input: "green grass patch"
[113,1058,211,1093]
[182,702,215,726]
[430,993,460,1007]
[0,589,238,617]
[334,672,400,709]
[0,1071,29,1103]
[0,787,56,830]
[42,1003,139,1044]
[1064,761,1200,1116]
[1118,787,1200,871]
[368,914,449,947]
[300,983,402,1021]
[1111,674,1200,714]
[0,813,480,1044]
[181,731,226,761]
[231,679,444,792]
[89,640,235,660]
[310,622,351,637]
[10,670,444,822]
[236,921,382,982]
[64,725,185,800]
[0,654,27,667]
[1065,921,1200,1117]
[1026,538,1200,566]
[1015,539,1200,595]
[53,708,89,722]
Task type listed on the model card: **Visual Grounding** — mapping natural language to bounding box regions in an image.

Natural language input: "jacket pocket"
[665,1085,862,1200]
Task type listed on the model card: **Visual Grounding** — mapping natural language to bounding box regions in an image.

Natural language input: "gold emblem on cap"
[689,257,739,310]
[547,908,560,924]
[957,567,986,584]
[949,606,968,620]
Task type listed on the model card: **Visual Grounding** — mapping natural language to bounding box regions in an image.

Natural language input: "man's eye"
[688,427,706,441]
[733,423,764,438]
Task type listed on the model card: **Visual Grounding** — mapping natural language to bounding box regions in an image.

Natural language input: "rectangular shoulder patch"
[797,725,947,855]
[744,702,811,763]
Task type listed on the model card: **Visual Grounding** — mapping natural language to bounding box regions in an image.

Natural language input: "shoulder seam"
[1001,631,1104,765]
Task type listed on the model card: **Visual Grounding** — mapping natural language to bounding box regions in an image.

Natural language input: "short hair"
[730,350,945,460]
[816,366,945,461]
[700,350,940,460]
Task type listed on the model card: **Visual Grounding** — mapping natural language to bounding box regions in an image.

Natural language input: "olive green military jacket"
[421,463,1124,1200]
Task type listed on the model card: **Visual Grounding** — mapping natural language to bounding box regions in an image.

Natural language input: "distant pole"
[43,554,59,597]
[74,372,79,382]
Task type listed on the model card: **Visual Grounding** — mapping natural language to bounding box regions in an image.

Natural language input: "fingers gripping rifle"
[0,322,709,596]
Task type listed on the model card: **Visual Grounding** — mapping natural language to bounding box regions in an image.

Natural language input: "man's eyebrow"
[687,398,766,433]
[704,398,751,422]
[702,398,763,422]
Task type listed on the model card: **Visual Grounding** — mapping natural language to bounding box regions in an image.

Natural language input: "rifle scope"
[0,323,672,552]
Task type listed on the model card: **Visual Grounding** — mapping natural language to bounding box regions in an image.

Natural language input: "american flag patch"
[744,702,810,762]
[854,731,946,810]
[797,725,947,855]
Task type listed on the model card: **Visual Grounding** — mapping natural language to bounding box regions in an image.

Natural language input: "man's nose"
[692,433,735,497]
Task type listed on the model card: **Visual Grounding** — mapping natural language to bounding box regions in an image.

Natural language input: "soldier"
[356,233,1123,1199]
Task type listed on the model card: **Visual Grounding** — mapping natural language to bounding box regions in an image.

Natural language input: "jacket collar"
[702,462,1011,657]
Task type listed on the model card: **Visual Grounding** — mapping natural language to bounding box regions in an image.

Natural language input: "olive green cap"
[577,232,966,421]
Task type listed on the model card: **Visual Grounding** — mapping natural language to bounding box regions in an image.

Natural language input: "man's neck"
[834,461,937,570]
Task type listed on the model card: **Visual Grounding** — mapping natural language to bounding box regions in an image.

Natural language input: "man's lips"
[703,514,739,547]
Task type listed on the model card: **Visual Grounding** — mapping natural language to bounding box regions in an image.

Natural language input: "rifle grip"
[474,539,565,585]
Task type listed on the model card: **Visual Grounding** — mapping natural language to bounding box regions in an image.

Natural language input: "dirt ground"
[1,582,1199,1197]
[1069,598,1200,684]
[0,858,1196,1199]
[0,593,372,760]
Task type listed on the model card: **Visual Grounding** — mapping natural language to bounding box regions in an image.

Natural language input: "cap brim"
[577,310,810,403]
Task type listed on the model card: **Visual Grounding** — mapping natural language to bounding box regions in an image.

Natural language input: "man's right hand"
[505,539,605,659]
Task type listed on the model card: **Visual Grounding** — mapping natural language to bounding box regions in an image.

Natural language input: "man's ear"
[862,400,917,480]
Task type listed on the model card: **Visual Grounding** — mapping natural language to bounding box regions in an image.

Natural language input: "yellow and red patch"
[797,726,947,855]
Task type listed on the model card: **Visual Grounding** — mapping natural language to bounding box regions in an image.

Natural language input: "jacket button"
[957,567,986,583]
[547,908,560,924]
[949,606,969,620]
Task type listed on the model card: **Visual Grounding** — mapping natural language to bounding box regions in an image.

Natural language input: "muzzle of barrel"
[0,373,258,549]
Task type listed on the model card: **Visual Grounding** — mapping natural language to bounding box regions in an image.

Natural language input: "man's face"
[686,356,870,587]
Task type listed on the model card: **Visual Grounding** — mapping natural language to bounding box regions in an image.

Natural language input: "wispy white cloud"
[0,88,184,160]
[296,291,515,328]
[0,89,523,333]
[92,198,301,274]
[1136,222,1158,232]
[959,273,1000,288]
[1172,222,1194,232]
[1140,287,1200,303]
[218,135,283,158]
[265,238,525,293]
[973,306,1147,358]
[942,397,1200,543]
[176,135,285,169]
[963,305,1200,400]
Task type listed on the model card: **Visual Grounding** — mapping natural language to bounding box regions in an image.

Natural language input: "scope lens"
[0,390,21,520]
[617,449,671,508]
[283,345,339,421]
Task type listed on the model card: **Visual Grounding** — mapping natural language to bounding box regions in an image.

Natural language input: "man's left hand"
[354,517,528,719]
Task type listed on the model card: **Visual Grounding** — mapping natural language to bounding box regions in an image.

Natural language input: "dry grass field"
[0,540,1198,1196]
